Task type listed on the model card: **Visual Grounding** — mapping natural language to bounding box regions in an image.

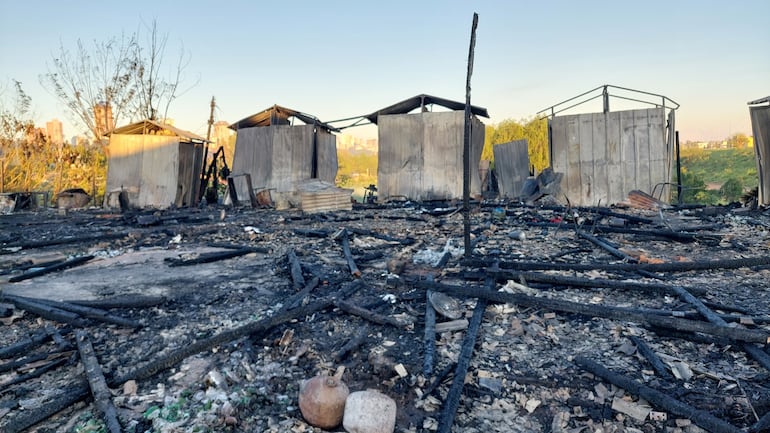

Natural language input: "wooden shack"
[367,94,488,201]
[229,105,339,205]
[104,119,205,209]
[543,86,678,206]
[749,96,770,205]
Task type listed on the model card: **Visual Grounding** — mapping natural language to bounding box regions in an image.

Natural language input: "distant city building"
[336,133,378,154]
[71,135,90,146]
[93,103,114,138]
[46,119,64,145]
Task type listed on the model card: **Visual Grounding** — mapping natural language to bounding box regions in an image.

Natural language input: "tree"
[131,20,193,121]
[727,133,750,149]
[481,116,549,173]
[41,21,191,142]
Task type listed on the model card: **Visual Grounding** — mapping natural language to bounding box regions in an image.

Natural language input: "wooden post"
[462,13,479,259]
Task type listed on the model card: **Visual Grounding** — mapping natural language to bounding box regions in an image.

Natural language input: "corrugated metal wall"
[378,111,484,201]
[493,139,529,198]
[750,105,770,205]
[230,124,338,200]
[549,107,669,206]
[106,134,187,208]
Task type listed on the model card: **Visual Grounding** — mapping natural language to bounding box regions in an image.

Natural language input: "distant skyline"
[1,1,768,142]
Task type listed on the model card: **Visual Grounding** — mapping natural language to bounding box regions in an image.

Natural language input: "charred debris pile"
[1,201,770,433]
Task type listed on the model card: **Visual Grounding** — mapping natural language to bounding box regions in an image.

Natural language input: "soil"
[0,202,769,433]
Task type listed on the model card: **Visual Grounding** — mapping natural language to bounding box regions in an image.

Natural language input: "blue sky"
[1,0,768,141]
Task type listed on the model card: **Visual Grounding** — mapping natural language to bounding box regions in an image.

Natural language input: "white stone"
[343,390,397,433]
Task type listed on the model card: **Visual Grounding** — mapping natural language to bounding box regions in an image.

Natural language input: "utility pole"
[196,96,216,205]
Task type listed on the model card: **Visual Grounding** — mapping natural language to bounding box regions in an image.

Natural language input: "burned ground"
[1,202,769,433]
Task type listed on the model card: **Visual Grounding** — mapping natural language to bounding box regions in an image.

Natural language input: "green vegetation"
[482,117,548,172]
[678,147,757,204]
[336,149,377,200]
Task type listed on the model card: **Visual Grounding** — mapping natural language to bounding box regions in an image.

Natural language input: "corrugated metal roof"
[109,119,207,142]
[229,105,339,132]
[748,96,770,106]
[365,94,489,124]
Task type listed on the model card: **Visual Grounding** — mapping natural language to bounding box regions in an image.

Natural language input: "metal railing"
[537,84,680,119]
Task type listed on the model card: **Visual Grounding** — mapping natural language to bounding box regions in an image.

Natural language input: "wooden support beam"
[0,327,73,360]
[418,280,770,344]
[4,296,87,327]
[334,299,407,328]
[75,330,121,433]
[575,356,742,433]
[165,248,257,267]
[9,255,94,282]
[628,335,674,380]
[5,295,140,328]
[437,298,487,433]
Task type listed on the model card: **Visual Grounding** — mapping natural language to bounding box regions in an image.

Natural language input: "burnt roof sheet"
[109,119,207,142]
[229,105,339,132]
[748,96,770,106]
[364,94,489,124]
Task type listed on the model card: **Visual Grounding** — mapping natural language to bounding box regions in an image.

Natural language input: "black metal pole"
[676,130,682,204]
[463,13,479,259]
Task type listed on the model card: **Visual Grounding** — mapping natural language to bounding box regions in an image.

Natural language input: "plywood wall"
[493,139,530,198]
[549,108,669,206]
[106,134,187,208]
[230,124,338,201]
[378,111,484,201]
[750,105,770,205]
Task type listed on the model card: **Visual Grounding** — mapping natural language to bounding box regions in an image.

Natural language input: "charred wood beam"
[281,277,320,312]
[0,356,71,393]
[0,327,73,360]
[0,258,66,276]
[423,290,437,377]
[2,281,369,433]
[0,233,127,254]
[334,299,407,328]
[453,270,708,297]
[205,242,270,254]
[165,248,257,267]
[355,251,385,263]
[575,356,742,433]
[293,228,331,238]
[437,297,488,433]
[628,335,675,381]
[418,280,770,344]
[115,280,365,384]
[576,230,637,262]
[464,255,770,273]
[594,208,654,224]
[4,295,141,328]
[347,227,416,245]
[529,221,711,243]
[8,255,94,282]
[71,295,166,310]
[670,285,770,371]
[335,229,361,278]
[287,249,306,290]
[3,296,87,327]
[0,352,51,374]
[421,361,456,400]
[334,330,369,363]
[75,330,121,433]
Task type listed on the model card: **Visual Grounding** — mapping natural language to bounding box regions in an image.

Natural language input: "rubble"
[0,201,769,433]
